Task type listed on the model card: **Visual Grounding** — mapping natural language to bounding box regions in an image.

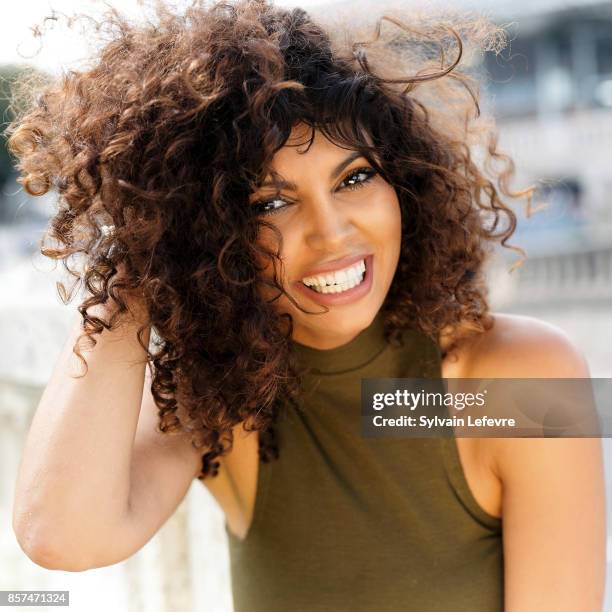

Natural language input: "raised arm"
[12,299,204,571]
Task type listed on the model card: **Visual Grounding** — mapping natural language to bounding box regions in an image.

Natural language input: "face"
[249,122,402,349]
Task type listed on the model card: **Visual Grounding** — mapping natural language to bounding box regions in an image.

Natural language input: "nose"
[304,193,355,251]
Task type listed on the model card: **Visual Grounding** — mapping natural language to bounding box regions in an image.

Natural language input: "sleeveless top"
[226,311,503,611]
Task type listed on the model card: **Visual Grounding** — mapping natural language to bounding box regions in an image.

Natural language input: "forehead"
[272,124,352,165]
[257,123,367,187]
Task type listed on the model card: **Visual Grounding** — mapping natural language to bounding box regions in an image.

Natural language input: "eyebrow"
[257,151,365,190]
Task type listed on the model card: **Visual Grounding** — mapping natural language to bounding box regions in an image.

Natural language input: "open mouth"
[301,257,367,294]
[296,254,373,302]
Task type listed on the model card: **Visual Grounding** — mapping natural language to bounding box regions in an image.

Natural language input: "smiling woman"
[5,0,605,610]
[249,125,402,348]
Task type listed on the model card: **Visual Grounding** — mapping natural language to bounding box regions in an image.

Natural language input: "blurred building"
[485,0,612,228]
[476,0,612,309]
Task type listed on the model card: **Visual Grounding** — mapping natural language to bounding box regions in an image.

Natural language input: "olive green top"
[226,311,503,611]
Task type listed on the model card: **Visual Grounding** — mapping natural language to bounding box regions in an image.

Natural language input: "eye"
[340,166,377,191]
[251,166,378,217]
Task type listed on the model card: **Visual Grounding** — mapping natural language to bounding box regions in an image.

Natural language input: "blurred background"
[0,0,610,610]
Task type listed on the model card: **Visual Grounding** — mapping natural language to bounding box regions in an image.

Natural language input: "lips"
[292,254,374,306]
[298,253,371,281]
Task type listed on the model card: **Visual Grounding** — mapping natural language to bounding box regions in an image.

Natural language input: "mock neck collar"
[289,310,388,375]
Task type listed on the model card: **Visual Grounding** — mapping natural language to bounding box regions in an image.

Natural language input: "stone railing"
[488,244,612,308]
[0,378,232,612]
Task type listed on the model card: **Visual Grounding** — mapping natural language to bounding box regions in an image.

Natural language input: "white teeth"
[302,259,366,289]
[306,269,366,294]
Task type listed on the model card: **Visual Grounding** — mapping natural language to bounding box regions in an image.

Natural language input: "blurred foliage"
[0,64,25,191]
[0,64,52,186]
[0,64,51,223]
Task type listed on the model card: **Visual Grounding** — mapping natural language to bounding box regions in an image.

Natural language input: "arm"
[480,316,606,611]
[89,366,204,570]
[496,436,605,611]
[12,299,204,571]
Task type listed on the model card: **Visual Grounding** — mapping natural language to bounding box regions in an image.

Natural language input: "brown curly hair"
[5,0,532,479]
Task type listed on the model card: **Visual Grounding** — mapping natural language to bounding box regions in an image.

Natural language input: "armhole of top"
[439,436,503,532]
[225,451,272,544]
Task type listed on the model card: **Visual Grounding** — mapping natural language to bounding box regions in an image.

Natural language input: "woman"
[8,0,605,610]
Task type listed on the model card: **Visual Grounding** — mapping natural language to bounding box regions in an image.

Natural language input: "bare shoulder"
[444,312,594,488]
[451,311,591,379]
[460,315,606,608]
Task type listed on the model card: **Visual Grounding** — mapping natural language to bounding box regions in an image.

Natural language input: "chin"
[306,308,374,334]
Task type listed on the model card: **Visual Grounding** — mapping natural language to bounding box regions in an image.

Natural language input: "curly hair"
[5,0,532,479]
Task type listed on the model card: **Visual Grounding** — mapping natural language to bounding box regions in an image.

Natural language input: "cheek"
[367,189,402,242]
[254,223,295,280]
[372,193,402,279]
[253,227,298,309]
